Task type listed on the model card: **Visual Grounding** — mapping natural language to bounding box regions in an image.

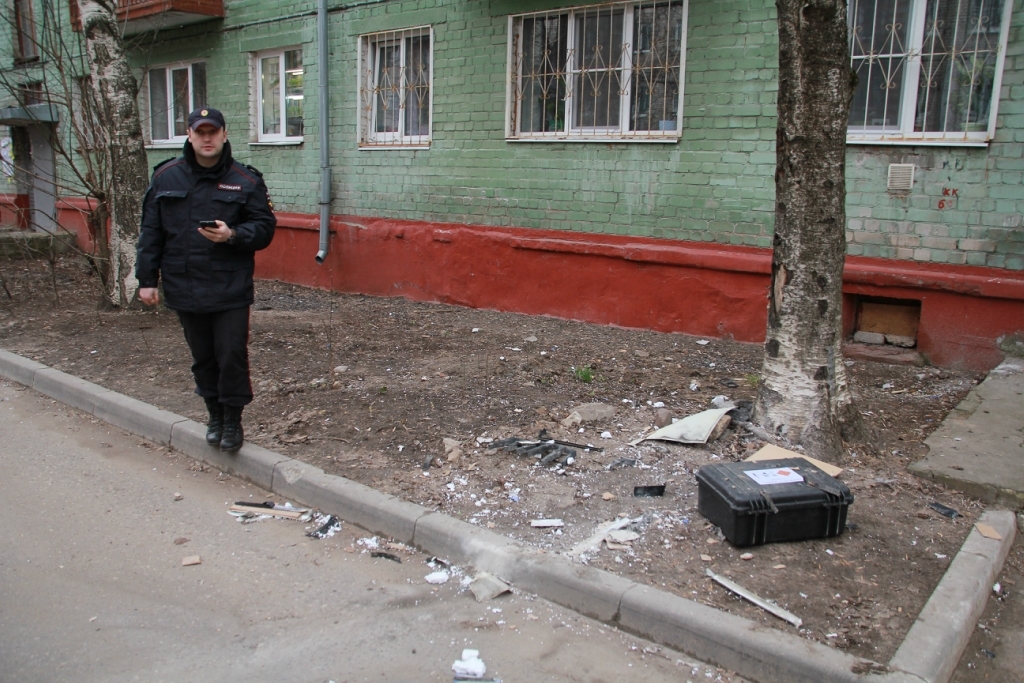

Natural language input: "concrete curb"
[0,349,1015,683]
[889,510,1017,683]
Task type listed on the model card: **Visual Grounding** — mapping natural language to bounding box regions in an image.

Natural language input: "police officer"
[136,107,276,452]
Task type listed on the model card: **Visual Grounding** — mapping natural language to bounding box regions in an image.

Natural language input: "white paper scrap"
[744,467,804,485]
[630,407,732,445]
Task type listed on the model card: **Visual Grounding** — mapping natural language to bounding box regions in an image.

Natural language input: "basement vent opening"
[852,297,921,349]
[887,164,915,192]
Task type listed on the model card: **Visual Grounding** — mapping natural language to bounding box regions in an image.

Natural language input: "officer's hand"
[139,287,160,306]
[198,220,234,243]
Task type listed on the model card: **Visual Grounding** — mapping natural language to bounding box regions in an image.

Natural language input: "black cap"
[187,107,225,130]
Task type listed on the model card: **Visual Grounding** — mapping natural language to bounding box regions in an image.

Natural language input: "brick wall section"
[126,0,1024,268]
[844,0,1024,270]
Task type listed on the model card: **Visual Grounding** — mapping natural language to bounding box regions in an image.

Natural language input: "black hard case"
[696,458,854,547]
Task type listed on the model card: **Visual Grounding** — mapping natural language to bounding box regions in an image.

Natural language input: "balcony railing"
[71,0,224,35]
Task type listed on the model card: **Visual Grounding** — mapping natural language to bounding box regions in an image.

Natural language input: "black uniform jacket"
[136,141,276,313]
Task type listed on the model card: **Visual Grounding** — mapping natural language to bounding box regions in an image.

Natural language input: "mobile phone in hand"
[199,220,217,229]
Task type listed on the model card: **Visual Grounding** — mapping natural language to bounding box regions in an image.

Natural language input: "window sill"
[249,140,304,147]
[358,143,431,150]
[507,136,680,144]
[146,141,185,150]
[846,137,990,148]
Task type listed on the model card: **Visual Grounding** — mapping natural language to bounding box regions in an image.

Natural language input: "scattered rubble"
[469,572,511,602]
[306,514,342,539]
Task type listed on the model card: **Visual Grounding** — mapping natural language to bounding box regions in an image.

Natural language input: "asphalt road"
[0,381,737,683]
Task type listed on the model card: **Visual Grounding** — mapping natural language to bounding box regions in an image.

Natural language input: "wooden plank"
[857,301,920,338]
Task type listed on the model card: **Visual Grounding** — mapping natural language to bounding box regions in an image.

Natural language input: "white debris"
[425,571,450,584]
[472,328,480,333]
[469,572,511,602]
[356,536,380,549]
[607,530,640,543]
[452,649,487,679]
[531,518,564,528]
[600,431,612,439]
[690,382,699,391]
[696,340,710,346]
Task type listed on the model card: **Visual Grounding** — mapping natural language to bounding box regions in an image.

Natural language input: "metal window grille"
[359,27,433,147]
[508,1,686,141]
[848,0,1008,142]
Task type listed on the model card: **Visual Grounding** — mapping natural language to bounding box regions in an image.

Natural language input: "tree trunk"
[79,1,148,308]
[755,0,865,461]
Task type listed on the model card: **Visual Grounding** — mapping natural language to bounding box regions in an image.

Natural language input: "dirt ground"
[0,255,1007,666]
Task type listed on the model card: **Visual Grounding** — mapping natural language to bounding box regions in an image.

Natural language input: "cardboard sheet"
[744,443,843,477]
[631,408,733,445]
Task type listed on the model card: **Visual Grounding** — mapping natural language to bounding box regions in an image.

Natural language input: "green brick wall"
[4,0,1018,269]
[844,0,1024,270]
[138,0,781,249]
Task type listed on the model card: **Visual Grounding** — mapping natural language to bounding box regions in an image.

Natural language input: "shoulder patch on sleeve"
[153,157,177,173]
[244,164,264,178]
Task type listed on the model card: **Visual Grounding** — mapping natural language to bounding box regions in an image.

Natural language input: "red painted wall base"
[253,213,1024,373]
[52,201,1024,372]
[0,193,30,230]
[55,197,98,253]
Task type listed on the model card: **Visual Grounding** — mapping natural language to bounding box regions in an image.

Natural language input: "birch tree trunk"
[79,0,147,307]
[755,0,866,461]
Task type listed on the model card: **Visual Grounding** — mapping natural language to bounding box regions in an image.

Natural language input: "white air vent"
[887,163,915,191]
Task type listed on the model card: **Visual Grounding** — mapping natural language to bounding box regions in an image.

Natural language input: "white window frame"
[357,26,434,148]
[256,47,305,144]
[145,61,207,148]
[846,0,1013,147]
[506,1,688,142]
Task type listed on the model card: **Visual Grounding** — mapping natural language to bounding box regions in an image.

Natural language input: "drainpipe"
[315,0,332,264]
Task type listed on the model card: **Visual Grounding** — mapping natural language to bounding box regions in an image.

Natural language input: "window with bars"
[507,1,687,141]
[847,0,1012,144]
[359,27,432,147]
[147,62,208,144]
[257,48,305,142]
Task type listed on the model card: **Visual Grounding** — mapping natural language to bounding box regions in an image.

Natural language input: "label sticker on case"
[744,467,804,485]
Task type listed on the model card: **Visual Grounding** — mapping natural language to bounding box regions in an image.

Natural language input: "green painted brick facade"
[3,0,1023,268]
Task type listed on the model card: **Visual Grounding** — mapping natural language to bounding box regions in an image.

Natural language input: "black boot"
[220,405,244,452]
[204,397,224,445]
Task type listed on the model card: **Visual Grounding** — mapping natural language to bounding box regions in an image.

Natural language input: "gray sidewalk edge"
[0,349,1014,683]
[888,509,1016,683]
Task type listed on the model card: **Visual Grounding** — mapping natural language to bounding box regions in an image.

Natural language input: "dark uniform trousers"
[137,140,274,411]
[177,306,253,407]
